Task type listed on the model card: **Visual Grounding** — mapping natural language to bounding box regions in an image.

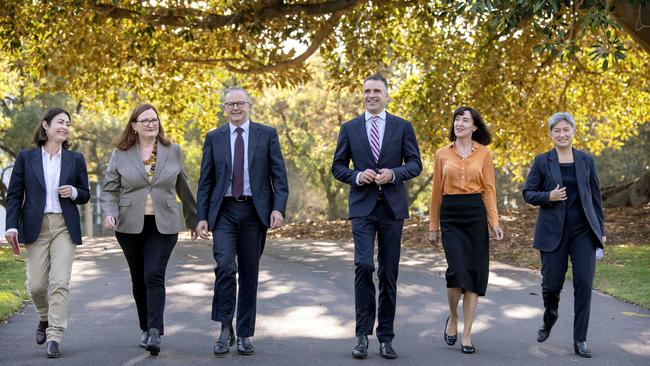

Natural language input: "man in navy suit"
[196,87,289,356]
[332,74,422,359]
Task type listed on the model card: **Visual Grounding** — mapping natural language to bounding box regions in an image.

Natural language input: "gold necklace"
[143,141,157,177]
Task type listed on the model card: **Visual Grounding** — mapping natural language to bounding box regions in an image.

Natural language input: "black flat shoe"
[145,328,161,356]
[379,342,398,359]
[537,327,551,343]
[444,316,457,346]
[573,341,592,358]
[139,331,149,348]
[46,341,61,358]
[237,337,254,355]
[461,343,475,354]
[351,335,368,359]
[36,321,48,345]
[213,323,235,355]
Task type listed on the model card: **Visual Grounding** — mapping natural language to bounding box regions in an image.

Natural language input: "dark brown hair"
[33,107,71,149]
[115,103,171,150]
[363,73,389,90]
[448,106,492,146]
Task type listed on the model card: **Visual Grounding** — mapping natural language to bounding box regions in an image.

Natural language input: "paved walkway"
[0,236,648,365]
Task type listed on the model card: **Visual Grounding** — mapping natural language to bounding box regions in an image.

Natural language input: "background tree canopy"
[1,0,649,218]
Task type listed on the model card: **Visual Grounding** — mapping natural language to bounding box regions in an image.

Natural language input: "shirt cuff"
[390,169,396,184]
[355,172,363,186]
[5,228,17,234]
[70,187,78,201]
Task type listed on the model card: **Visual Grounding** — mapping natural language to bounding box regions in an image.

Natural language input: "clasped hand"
[358,168,393,185]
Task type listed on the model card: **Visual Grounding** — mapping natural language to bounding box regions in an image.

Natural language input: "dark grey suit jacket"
[196,121,289,229]
[522,148,605,252]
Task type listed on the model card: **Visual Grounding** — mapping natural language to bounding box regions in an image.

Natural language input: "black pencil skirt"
[440,193,490,296]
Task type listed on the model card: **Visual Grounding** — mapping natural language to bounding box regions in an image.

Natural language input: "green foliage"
[0,247,27,322]
[594,244,650,309]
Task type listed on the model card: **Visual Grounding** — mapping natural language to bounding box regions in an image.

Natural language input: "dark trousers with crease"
[211,199,267,337]
[351,199,404,343]
[115,215,178,334]
[540,220,597,342]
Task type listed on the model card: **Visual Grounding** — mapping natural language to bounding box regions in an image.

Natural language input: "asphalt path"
[0,236,648,365]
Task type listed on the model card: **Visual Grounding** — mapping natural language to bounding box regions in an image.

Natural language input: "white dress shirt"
[225,120,252,196]
[355,110,394,186]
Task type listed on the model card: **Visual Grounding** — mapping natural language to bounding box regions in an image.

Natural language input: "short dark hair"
[363,74,388,90]
[33,107,71,149]
[448,106,492,146]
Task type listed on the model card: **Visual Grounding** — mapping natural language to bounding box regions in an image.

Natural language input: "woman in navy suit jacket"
[522,112,605,358]
[4,107,90,358]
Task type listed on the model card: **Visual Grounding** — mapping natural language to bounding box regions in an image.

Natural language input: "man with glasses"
[196,87,289,356]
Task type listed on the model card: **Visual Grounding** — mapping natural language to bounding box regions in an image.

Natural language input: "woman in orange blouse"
[429,107,504,354]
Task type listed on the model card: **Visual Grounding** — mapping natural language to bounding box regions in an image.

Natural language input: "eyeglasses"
[223,101,249,109]
[135,118,159,126]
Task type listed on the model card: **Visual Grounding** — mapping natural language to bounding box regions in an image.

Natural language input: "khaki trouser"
[25,213,76,343]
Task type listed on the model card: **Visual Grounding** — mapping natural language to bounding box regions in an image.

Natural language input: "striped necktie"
[370,116,380,162]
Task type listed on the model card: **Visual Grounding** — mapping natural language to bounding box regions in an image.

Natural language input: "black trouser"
[540,221,597,342]
[211,199,267,337]
[115,215,178,334]
[351,199,404,343]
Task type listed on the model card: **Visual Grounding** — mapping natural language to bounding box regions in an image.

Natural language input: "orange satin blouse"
[429,141,499,232]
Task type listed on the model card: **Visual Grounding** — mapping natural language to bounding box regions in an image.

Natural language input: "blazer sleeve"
[196,134,215,221]
[73,153,91,205]
[588,155,605,236]
[5,151,26,230]
[331,125,359,186]
[100,149,121,219]
[522,156,553,208]
[269,128,289,215]
[174,145,198,229]
[392,122,423,185]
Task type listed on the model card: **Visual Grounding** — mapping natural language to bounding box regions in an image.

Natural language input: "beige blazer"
[101,142,197,234]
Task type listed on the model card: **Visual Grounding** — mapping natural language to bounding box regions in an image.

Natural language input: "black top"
[560,163,587,224]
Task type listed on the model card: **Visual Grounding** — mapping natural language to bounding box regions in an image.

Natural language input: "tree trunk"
[604,171,650,207]
[614,1,650,54]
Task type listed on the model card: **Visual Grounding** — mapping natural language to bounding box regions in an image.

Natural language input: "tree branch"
[88,0,364,30]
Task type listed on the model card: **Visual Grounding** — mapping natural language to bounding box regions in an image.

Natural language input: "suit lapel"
[352,115,375,163]
[59,149,72,186]
[151,141,169,184]
[378,113,397,163]
[573,148,588,200]
[31,148,46,191]
[127,144,149,182]
[215,125,232,172]
[248,121,259,169]
[548,148,563,187]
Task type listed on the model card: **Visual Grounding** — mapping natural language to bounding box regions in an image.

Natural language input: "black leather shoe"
[237,337,254,355]
[139,331,149,348]
[46,341,61,358]
[537,327,551,343]
[351,335,368,359]
[213,323,235,355]
[379,342,398,359]
[573,341,592,358]
[444,316,457,346]
[461,343,476,354]
[36,321,48,345]
[145,328,161,356]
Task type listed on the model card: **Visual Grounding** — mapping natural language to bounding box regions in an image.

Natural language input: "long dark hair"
[33,107,71,149]
[115,103,171,150]
[448,106,492,146]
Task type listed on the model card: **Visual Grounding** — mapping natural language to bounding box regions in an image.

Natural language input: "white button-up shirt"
[42,146,64,213]
[225,120,252,196]
[364,110,387,152]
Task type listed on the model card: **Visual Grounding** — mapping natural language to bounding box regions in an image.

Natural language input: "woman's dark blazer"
[5,148,90,245]
[522,148,604,252]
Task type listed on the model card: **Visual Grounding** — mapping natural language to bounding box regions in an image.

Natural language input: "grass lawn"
[593,244,650,309]
[0,247,28,322]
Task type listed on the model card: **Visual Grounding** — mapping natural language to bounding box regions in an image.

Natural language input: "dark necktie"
[232,127,244,197]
